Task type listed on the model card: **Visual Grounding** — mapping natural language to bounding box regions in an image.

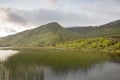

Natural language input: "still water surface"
[0,50,18,61]
[0,49,120,80]
[44,62,120,80]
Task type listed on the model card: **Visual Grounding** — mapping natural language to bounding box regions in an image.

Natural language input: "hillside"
[0,22,79,47]
[67,20,120,38]
[56,36,120,52]
[0,20,120,47]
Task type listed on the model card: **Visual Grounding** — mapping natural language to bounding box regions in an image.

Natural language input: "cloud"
[77,0,120,23]
[0,0,59,9]
[0,0,120,37]
[0,7,96,27]
[0,26,17,37]
[47,0,58,6]
[18,8,97,26]
[0,7,29,26]
[5,11,28,26]
[0,27,16,33]
[0,0,120,27]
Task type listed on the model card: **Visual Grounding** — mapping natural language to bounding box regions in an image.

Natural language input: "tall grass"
[1,48,111,80]
[5,48,110,70]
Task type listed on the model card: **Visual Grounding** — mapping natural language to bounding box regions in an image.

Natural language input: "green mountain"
[0,20,120,47]
[0,22,79,47]
[67,20,120,38]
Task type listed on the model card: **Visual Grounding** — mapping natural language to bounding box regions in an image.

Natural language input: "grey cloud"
[6,12,28,26]
[2,8,29,26]
[17,9,97,26]
[0,3,120,28]
[0,0,120,27]
[0,8,116,27]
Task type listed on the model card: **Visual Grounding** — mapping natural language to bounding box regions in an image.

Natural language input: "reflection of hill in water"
[0,62,120,80]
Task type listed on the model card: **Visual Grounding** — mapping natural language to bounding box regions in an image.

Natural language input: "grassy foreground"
[1,48,120,80]
[4,48,111,70]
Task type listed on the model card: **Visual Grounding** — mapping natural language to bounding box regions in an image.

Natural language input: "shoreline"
[0,46,119,54]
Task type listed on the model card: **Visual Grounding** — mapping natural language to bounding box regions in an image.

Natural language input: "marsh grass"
[5,48,110,70]
[1,48,117,80]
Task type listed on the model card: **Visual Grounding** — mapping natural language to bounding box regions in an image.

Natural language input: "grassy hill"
[56,36,120,52]
[67,20,120,38]
[0,20,120,48]
[0,22,79,47]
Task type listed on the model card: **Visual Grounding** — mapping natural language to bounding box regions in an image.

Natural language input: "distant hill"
[0,22,79,47]
[0,20,120,47]
[67,20,120,38]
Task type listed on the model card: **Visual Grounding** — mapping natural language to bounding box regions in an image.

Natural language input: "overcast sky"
[0,0,120,37]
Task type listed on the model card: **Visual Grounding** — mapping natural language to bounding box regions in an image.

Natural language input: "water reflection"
[0,62,120,80]
[44,62,120,80]
[0,50,18,61]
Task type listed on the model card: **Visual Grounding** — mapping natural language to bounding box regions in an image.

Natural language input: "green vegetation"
[0,22,79,47]
[56,37,120,52]
[67,20,120,38]
[5,49,110,70]
[0,20,120,52]
[1,48,115,80]
[0,20,120,80]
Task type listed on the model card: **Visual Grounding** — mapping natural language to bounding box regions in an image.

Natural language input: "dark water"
[1,61,120,80]
[0,49,120,80]
[50,62,120,80]
[42,62,120,80]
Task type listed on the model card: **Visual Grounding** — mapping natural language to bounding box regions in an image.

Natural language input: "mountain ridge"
[0,22,79,47]
[67,19,120,38]
[0,19,120,47]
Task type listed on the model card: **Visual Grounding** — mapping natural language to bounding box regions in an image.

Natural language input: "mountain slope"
[67,20,120,38]
[56,36,120,52]
[0,22,79,47]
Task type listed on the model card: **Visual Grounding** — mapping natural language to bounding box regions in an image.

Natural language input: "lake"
[0,48,120,80]
[0,49,18,61]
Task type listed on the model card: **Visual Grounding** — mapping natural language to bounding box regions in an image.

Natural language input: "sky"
[0,0,120,37]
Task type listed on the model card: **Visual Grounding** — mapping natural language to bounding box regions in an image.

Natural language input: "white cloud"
[0,26,16,37]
